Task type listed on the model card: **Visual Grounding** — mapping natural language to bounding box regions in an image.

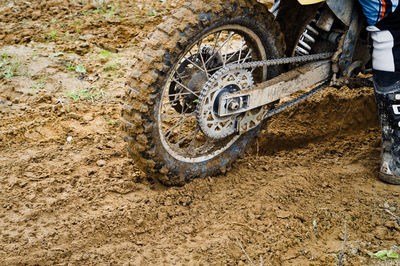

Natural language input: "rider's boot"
[374,69,400,185]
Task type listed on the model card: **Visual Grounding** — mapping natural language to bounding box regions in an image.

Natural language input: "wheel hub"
[196,69,254,139]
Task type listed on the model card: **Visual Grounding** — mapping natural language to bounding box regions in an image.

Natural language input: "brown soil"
[1,1,400,265]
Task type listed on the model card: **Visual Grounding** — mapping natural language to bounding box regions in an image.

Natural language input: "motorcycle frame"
[298,0,362,77]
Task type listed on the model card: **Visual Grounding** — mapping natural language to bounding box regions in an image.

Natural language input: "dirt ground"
[1,0,400,265]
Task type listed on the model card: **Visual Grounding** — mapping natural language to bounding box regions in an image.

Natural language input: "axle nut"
[228,99,240,111]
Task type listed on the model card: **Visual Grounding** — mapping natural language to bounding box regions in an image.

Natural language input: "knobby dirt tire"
[122,0,286,185]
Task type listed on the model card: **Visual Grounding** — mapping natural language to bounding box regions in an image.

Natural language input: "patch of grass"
[65,63,86,73]
[104,115,119,126]
[64,90,80,101]
[64,87,106,102]
[95,4,119,18]
[32,52,38,61]
[105,5,116,18]
[99,50,114,58]
[45,31,58,40]
[3,72,13,78]
[2,63,19,78]
[0,51,11,59]
[74,20,84,26]
[29,79,46,95]
[52,52,64,57]
[75,65,86,73]
[372,249,399,261]
[96,5,106,15]
[0,52,11,67]
[0,52,20,78]
[104,62,119,72]
[66,64,76,71]
[81,9,92,16]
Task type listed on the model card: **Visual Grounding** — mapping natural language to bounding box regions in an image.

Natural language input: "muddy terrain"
[1,0,400,265]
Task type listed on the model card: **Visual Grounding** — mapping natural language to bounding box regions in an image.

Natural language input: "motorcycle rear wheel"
[122,0,285,185]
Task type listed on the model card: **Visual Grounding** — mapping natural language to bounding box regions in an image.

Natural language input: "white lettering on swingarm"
[393,105,400,115]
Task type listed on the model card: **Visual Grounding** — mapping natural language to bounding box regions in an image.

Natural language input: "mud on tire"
[122,0,285,185]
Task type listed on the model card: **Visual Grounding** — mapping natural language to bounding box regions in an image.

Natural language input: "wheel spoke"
[164,115,191,137]
[167,91,194,97]
[163,99,180,106]
[174,73,190,80]
[211,32,221,56]
[176,100,188,143]
[238,37,245,63]
[204,47,248,72]
[222,32,236,67]
[205,31,235,65]
[171,78,200,97]
[197,40,211,78]
[162,113,194,119]
[241,48,252,63]
[176,128,199,145]
[185,52,209,75]
[176,117,185,144]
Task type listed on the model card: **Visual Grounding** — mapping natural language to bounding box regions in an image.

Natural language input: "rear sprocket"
[197,69,253,139]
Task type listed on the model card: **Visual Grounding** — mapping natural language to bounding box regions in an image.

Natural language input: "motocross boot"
[374,69,400,185]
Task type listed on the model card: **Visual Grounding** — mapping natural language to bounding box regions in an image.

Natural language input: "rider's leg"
[359,0,400,185]
[374,69,400,184]
[371,28,400,184]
